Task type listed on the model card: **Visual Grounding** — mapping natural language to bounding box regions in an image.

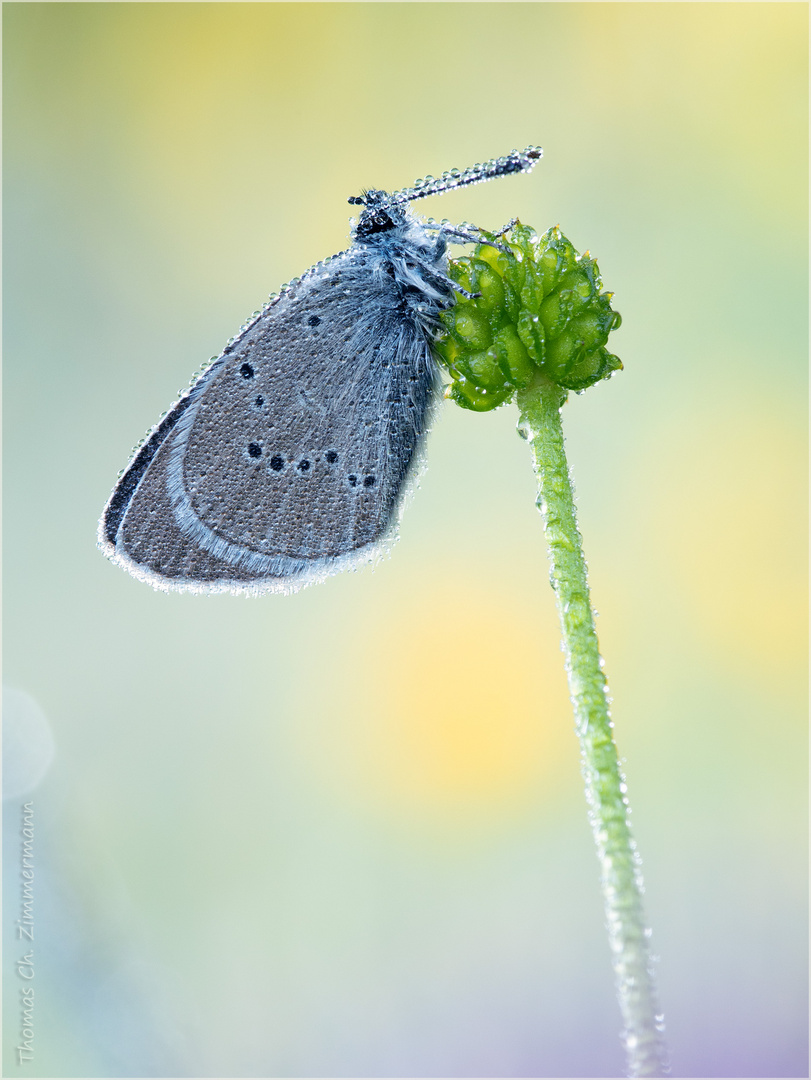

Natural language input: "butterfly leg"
[492,217,519,238]
[427,223,512,255]
[448,279,481,300]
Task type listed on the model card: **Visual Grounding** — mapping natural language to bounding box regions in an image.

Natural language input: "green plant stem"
[515,373,668,1079]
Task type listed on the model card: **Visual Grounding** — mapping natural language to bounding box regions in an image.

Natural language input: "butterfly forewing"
[103,251,437,593]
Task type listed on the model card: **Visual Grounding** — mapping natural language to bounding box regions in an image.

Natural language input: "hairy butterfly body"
[99,146,542,594]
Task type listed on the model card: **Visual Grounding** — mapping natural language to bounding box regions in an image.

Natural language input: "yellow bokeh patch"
[302,576,577,833]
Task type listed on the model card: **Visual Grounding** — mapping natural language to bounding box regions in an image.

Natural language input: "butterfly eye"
[356,207,396,239]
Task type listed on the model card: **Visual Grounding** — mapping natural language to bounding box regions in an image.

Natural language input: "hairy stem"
[515,373,668,1079]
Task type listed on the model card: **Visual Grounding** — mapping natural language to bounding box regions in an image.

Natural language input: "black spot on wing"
[158,252,435,564]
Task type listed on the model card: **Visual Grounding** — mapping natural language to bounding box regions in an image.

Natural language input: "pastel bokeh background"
[3,3,807,1077]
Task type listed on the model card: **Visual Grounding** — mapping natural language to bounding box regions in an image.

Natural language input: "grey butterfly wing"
[99,250,438,594]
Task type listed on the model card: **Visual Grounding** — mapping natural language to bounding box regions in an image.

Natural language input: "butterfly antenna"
[393,145,542,205]
[347,147,542,208]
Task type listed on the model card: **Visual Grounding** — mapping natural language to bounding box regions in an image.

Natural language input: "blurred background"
[3,3,807,1077]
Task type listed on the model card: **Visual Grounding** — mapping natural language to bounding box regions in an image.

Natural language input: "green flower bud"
[434,224,623,411]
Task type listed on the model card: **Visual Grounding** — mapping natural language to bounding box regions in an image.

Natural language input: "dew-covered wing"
[100,250,437,593]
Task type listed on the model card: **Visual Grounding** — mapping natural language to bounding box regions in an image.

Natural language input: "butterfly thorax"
[353,195,454,328]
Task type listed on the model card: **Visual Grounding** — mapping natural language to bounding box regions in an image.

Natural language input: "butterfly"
[99,146,542,594]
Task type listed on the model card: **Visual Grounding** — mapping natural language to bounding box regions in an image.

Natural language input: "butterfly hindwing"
[102,251,437,594]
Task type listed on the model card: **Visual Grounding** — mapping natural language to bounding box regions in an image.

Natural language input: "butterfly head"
[350,190,411,241]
